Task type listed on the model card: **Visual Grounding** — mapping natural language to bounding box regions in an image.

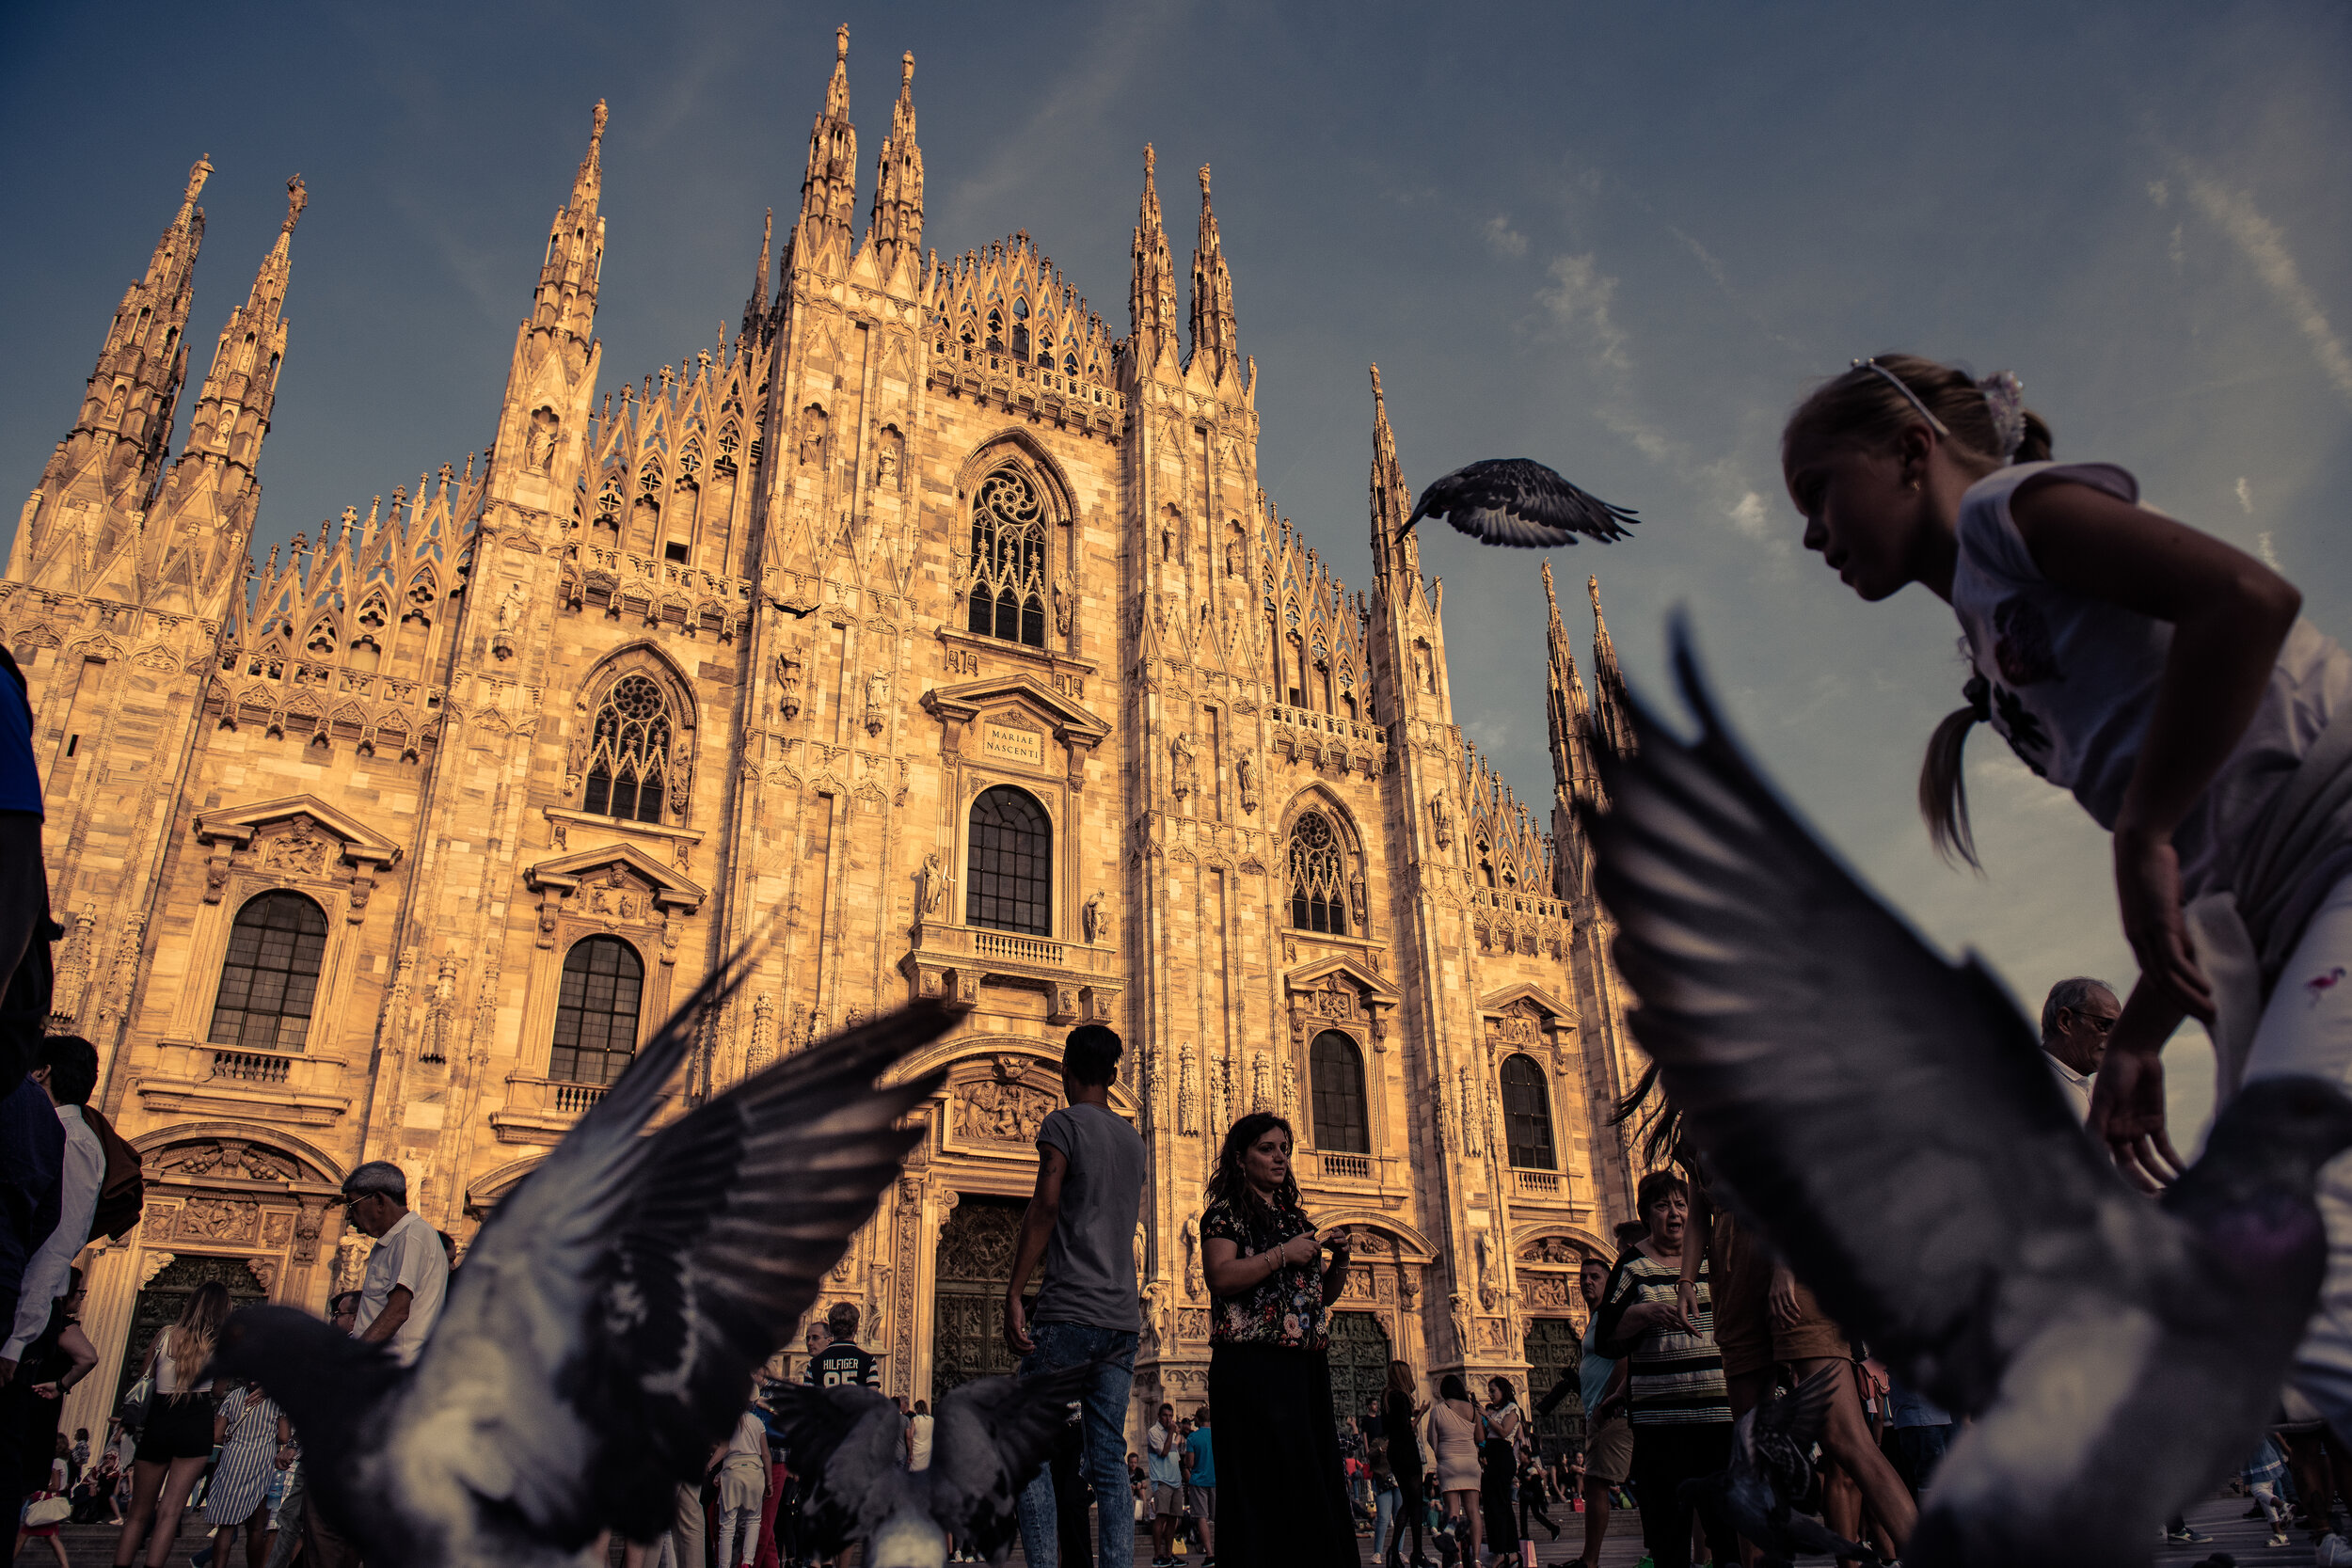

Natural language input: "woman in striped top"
[1592,1172,1735,1568]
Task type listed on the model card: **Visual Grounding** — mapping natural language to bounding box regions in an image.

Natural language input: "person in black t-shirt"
[802,1303,880,1390]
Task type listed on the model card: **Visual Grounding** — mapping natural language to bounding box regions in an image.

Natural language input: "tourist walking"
[1426,1376,1483,1565]
[1592,1172,1736,1568]
[1478,1379,1525,1567]
[1146,1402,1184,1566]
[342,1161,450,1367]
[111,1281,230,1568]
[1200,1111,1356,1568]
[716,1403,771,1568]
[1002,1023,1145,1568]
[1379,1362,1428,1568]
[1534,1253,1628,1568]
[1183,1405,1216,1566]
[204,1381,288,1568]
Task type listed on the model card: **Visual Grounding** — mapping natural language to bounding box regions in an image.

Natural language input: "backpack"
[78,1104,144,1243]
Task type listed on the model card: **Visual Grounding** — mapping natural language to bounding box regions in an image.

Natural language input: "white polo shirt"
[2044,1051,2093,1125]
[355,1208,450,1366]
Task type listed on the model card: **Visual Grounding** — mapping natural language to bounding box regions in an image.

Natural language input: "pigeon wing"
[1751,1364,1843,1454]
[768,1384,908,1550]
[1406,459,1638,548]
[929,1365,1099,1561]
[1586,623,2180,1416]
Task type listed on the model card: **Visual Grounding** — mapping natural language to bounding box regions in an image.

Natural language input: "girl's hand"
[2113,828,2215,1022]
[2089,1036,2185,1193]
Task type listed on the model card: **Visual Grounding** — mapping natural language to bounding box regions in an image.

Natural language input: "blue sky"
[6,2,2349,1149]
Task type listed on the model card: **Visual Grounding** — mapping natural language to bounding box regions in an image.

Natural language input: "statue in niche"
[1415,642,1436,694]
[496,578,529,631]
[1081,889,1110,946]
[916,852,948,920]
[798,408,828,467]
[1347,870,1367,927]
[1181,1215,1201,1298]
[1236,754,1259,814]
[775,655,803,720]
[1169,733,1198,801]
[1430,791,1454,848]
[864,672,889,736]
[524,407,559,475]
[1053,572,1074,637]
[874,428,902,492]
[1226,538,1244,578]
[1161,524,1175,563]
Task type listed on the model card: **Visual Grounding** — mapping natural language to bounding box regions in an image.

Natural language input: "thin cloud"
[2236,476,2253,514]
[1537,253,1629,370]
[2182,163,2352,408]
[1482,214,1527,259]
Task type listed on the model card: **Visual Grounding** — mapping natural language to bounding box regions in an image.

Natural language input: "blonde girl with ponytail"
[1782,353,2352,1434]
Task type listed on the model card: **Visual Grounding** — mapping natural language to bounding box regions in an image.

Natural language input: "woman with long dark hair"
[112,1281,230,1568]
[1199,1111,1355,1567]
[1381,1360,1429,1568]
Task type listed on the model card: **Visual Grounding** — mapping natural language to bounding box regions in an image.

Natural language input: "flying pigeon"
[770,1369,1094,1568]
[1678,1366,1881,1568]
[1585,623,2352,1568]
[1402,458,1638,548]
[207,958,957,1568]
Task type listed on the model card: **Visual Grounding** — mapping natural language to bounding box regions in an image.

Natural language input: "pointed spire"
[1188,162,1237,382]
[42,155,215,513]
[1543,561,1602,826]
[169,173,305,488]
[794,24,860,271]
[1128,145,1179,367]
[531,101,607,345]
[1367,364,1418,584]
[864,51,924,275]
[741,208,772,341]
[1587,575,1635,756]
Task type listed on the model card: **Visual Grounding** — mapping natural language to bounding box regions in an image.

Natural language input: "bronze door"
[115,1256,268,1410]
[1326,1309,1391,1447]
[930,1195,1033,1396]
[1524,1317,1585,1457]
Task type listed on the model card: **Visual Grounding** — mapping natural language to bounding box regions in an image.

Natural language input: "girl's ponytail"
[1919,675,1991,869]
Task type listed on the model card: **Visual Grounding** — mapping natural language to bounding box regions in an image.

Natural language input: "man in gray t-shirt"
[1004,1024,1144,1568]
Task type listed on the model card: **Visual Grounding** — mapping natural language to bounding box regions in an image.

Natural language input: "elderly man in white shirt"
[1,1037,104,1383]
[342,1161,449,1367]
[2038,976,2121,1125]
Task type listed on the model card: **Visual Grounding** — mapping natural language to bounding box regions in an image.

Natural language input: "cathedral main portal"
[931,1194,1033,1395]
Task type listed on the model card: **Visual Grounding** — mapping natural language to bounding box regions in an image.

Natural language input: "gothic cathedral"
[10,29,1643,1449]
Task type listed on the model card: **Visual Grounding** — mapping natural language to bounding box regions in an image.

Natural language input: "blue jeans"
[1014,1322,1138,1568]
[1374,1482,1400,1560]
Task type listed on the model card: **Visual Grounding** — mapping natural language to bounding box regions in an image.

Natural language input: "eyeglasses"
[2064,1009,2118,1035]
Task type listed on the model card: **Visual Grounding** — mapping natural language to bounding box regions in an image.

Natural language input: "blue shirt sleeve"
[0,652,42,816]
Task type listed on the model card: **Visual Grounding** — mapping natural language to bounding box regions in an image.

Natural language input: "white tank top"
[1951,460,2352,900]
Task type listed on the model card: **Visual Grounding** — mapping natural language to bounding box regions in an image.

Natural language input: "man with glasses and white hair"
[2039,976,2120,1124]
[340,1162,449,1367]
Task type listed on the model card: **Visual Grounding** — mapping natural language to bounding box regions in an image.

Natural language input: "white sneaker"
[2315,1532,2352,1565]
[2270,1529,2295,1548]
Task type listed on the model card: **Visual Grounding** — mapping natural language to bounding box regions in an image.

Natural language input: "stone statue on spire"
[283,174,308,233]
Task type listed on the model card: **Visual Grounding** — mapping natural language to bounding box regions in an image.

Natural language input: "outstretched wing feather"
[1586,624,2181,1415]
[1408,459,1637,547]
[929,1366,1099,1560]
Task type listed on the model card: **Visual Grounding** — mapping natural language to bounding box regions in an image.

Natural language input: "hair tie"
[1851,358,1949,437]
[1977,372,2026,463]
[1963,673,1991,722]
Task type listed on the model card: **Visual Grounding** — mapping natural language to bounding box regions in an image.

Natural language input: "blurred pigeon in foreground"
[1679,1366,1880,1567]
[210,957,956,1568]
[771,1369,1093,1568]
[1587,623,2352,1568]
[1402,457,1638,548]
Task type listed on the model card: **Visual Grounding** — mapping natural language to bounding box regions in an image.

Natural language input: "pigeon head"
[865,1508,949,1568]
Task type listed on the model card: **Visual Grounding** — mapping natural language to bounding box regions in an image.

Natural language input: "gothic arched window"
[1311,1031,1369,1154]
[582,673,675,824]
[965,467,1048,649]
[549,936,644,1086]
[1288,812,1348,935]
[1501,1053,1557,1170]
[207,891,328,1053]
[967,785,1051,936]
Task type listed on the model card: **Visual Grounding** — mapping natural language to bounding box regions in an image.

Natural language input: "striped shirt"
[1594,1249,1729,1429]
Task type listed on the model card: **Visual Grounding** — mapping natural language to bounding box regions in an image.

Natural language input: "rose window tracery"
[965,467,1048,648]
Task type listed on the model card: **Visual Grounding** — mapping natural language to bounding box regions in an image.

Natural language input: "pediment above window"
[524,843,707,912]
[1283,955,1402,1006]
[1476,982,1576,1025]
[193,794,403,870]
[922,674,1109,743]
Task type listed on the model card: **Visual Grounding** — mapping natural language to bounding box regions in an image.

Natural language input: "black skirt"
[1207,1342,1357,1568]
[133,1392,216,1463]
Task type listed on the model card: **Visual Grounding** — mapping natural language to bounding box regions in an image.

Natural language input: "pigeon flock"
[1586,626,2352,1567]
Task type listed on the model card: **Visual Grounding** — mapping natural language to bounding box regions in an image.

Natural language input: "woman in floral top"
[1199,1112,1356,1568]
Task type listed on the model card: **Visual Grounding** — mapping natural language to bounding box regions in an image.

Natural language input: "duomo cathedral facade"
[11,28,1642,1449]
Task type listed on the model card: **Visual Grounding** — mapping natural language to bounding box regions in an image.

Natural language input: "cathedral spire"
[150,174,305,594]
[1543,562,1602,832]
[1187,163,1237,384]
[1128,144,1179,370]
[741,208,772,342]
[531,101,607,346]
[863,51,924,276]
[1367,364,1419,584]
[1586,574,1635,756]
[44,155,214,514]
[793,24,860,273]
